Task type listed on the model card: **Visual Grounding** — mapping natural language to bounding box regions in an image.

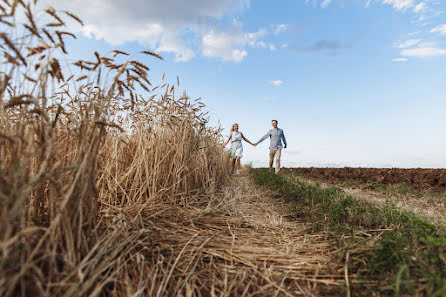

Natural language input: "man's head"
[271,120,278,129]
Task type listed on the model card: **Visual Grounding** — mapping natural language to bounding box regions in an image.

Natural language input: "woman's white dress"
[229,131,243,159]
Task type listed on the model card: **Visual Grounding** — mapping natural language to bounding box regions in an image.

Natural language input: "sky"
[45,0,446,168]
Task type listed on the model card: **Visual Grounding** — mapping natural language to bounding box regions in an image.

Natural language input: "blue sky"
[50,0,446,168]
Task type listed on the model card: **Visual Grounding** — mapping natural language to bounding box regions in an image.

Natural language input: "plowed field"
[281,168,446,191]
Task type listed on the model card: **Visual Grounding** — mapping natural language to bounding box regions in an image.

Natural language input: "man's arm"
[281,130,287,148]
[255,130,271,145]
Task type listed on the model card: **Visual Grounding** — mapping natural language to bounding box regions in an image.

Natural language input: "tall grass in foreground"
[251,169,446,297]
[0,1,229,296]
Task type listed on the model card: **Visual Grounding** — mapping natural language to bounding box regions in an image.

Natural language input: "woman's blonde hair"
[231,123,239,132]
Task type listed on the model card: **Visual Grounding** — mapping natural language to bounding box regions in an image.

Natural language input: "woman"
[224,123,255,175]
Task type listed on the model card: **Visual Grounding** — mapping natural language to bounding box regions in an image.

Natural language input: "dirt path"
[298,177,446,226]
[203,175,345,295]
[341,188,446,226]
[146,174,349,296]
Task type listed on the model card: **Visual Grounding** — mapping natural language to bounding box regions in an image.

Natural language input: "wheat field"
[0,1,238,295]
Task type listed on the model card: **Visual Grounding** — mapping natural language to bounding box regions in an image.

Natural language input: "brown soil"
[280,168,446,192]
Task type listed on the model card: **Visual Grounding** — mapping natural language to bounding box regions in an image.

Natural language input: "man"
[255,120,287,173]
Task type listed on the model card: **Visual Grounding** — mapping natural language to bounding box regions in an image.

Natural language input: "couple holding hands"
[224,120,287,175]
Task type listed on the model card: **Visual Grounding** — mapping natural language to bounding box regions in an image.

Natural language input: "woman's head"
[231,123,239,132]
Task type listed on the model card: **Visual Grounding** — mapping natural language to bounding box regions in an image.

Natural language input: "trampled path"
[135,173,443,296]
[200,175,346,296]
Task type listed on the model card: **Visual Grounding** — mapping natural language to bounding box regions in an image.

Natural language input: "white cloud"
[392,57,408,62]
[401,43,446,58]
[202,29,266,62]
[255,41,267,48]
[247,30,268,48]
[408,30,421,36]
[82,22,195,61]
[273,24,288,35]
[198,27,268,61]
[382,0,414,10]
[413,2,426,13]
[321,0,332,8]
[269,44,277,51]
[270,80,284,86]
[45,0,253,62]
[431,24,446,35]
[394,38,422,48]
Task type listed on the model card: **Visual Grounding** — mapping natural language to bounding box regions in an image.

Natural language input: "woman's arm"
[241,133,254,146]
[224,133,232,146]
